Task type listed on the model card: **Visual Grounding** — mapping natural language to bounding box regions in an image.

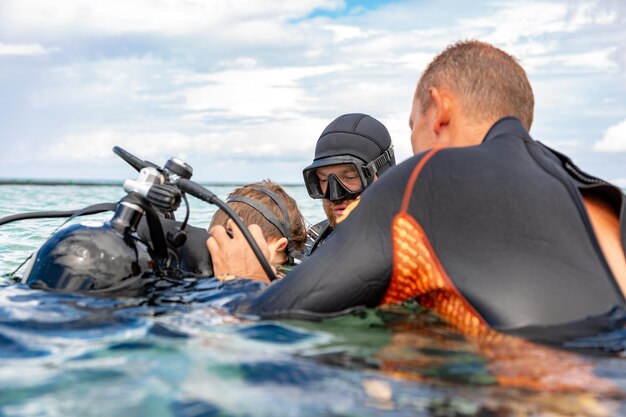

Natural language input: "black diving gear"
[303,219,332,256]
[5,146,279,295]
[136,217,213,276]
[241,117,626,343]
[323,174,360,203]
[23,199,156,296]
[322,174,360,203]
[303,154,393,200]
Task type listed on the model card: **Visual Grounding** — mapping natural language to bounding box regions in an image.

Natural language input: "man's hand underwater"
[207,219,274,283]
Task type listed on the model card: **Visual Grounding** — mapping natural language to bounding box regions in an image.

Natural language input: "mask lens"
[303,168,324,199]
[323,174,361,202]
[303,160,366,200]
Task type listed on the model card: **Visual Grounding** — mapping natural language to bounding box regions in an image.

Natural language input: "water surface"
[1,183,625,417]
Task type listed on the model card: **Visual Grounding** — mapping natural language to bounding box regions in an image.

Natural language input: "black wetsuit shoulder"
[411,119,625,329]
[244,117,626,333]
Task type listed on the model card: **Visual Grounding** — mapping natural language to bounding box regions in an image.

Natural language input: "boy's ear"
[273,237,288,252]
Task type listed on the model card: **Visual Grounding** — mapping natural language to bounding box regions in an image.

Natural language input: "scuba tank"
[2,146,278,297]
[20,162,180,296]
[22,200,156,296]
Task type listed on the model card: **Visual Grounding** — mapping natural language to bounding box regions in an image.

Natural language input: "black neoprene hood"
[311,113,395,173]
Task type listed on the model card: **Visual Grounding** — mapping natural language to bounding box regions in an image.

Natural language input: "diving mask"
[303,148,393,201]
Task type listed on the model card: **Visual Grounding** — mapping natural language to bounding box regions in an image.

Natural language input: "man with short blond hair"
[209,40,626,342]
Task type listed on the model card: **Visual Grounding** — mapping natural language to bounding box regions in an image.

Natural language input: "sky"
[0,0,624,184]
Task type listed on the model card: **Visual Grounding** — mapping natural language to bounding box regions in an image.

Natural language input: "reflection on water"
[291,304,626,416]
[1,184,626,416]
[0,278,625,416]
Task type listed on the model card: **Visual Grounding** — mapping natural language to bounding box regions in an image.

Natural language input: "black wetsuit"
[243,117,626,338]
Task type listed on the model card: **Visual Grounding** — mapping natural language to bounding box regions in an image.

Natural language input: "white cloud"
[0,0,342,37]
[0,42,56,56]
[180,64,347,118]
[567,0,619,27]
[381,111,414,164]
[459,2,569,45]
[322,24,375,42]
[43,116,328,163]
[524,47,618,73]
[455,0,617,47]
[22,56,182,115]
[447,1,625,75]
[593,119,626,152]
[14,49,412,165]
[539,139,585,154]
[1,0,625,183]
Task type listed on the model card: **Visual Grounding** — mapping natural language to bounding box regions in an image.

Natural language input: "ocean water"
[1,183,626,417]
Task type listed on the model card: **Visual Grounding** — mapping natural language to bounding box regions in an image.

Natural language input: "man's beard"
[323,198,360,228]
[323,200,338,228]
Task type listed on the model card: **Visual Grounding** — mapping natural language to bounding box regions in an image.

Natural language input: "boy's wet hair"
[210,180,307,252]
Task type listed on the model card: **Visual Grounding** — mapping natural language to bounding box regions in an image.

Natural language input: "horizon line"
[0,178,304,187]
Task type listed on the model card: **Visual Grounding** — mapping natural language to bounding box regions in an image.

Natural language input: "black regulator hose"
[0,203,117,227]
[177,178,278,282]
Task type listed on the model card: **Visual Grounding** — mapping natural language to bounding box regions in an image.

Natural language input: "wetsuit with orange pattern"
[241,117,626,341]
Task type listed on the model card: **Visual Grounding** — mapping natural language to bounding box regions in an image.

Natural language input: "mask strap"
[249,186,291,233]
[363,145,395,181]
[249,186,302,263]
